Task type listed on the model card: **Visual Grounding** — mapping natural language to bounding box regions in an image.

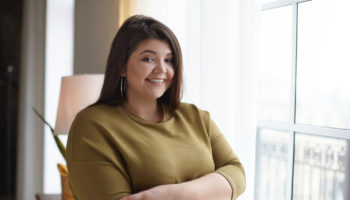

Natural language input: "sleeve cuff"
[214,171,237,200]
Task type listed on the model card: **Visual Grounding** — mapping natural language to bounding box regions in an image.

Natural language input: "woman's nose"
[153,61,167,73]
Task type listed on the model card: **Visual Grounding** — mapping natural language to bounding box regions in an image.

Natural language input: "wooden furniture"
[35,194,61,200]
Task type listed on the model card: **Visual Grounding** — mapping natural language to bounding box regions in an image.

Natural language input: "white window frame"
[255,0,350,199]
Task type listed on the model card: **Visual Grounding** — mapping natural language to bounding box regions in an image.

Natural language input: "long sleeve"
[200,110,246,199]
[66,109,132,200]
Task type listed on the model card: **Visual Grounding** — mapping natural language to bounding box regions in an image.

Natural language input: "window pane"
[293,133,350,200]
[296,0,350,129]
[255,129,290,200]
[257,6,293,121]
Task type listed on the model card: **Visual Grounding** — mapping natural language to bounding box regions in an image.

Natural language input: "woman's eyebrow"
[140,49,173,56]
[140,49,156,55]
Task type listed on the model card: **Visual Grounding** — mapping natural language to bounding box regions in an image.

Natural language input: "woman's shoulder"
[176,102,210,119]
[69,104,124,137]
[174,103,212,136]
[76,104,109,117]
[177,102,208,113]
[177,102,199,111]
[73,104,122,124]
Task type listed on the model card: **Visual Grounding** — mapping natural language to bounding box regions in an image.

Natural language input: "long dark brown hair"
[94,15,183,109]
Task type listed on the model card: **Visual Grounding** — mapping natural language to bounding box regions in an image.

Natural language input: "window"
[255,0,350,199]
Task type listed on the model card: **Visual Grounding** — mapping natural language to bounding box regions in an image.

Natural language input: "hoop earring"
[120,76,126,97]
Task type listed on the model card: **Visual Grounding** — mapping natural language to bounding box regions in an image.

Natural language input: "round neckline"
[119,103,172,125]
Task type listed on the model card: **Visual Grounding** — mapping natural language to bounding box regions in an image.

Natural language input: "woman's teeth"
[149,79,164,83]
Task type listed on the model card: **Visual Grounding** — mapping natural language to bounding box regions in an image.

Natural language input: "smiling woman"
[66,15,246,200]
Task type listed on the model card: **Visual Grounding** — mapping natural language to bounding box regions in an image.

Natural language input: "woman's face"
[124,39,175,103]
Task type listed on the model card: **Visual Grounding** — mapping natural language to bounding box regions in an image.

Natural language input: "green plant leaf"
[32,107,66,161]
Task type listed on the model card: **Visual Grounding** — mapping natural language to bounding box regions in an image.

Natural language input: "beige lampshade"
[54,74,104,135]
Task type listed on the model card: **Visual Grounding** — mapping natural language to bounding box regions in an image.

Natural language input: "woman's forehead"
[133,39,172,55]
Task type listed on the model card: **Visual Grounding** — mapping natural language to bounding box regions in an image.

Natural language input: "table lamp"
[54,74,104,135]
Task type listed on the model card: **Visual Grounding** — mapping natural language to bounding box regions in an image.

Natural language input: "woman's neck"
[122,98,163,123]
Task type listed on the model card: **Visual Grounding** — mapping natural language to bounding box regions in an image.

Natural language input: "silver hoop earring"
[120,76,126,97]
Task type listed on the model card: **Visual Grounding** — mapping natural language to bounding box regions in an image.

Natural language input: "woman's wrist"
[173,180,201,200]
[176,173,232,200]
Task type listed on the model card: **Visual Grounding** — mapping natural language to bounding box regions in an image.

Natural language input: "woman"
[66,15,246,200]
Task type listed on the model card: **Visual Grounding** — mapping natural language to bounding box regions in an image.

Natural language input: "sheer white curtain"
[119,1,259,200]
[199,1,259,200]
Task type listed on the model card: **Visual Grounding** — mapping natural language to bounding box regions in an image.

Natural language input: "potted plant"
[32,107,73,200]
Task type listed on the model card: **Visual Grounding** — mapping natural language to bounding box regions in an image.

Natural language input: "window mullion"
[294,124,350,139]
[288,3,299,200]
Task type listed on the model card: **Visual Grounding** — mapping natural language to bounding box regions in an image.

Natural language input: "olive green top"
[66,103,246,200]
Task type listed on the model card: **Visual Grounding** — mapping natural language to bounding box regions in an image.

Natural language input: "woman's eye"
[143,57,154,62]
[165,58,173,64]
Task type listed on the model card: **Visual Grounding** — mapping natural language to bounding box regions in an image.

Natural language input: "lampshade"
[54,74,104,135]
